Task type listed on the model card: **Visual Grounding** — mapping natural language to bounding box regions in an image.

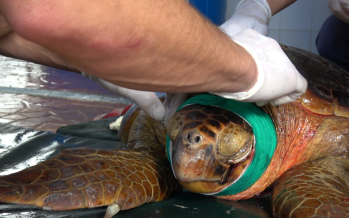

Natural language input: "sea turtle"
[1,45,349,218]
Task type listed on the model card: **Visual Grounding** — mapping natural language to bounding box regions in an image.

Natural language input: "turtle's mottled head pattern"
[167,104,255,194]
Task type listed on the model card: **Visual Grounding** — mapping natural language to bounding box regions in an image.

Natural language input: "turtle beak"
[171,128,231,193]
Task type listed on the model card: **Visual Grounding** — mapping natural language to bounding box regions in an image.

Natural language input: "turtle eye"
[217,123,254,164]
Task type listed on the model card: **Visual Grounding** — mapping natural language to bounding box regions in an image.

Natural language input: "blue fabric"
[189,0,227,25]
[316,15,349,71]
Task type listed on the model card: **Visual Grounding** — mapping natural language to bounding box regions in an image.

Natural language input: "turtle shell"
[282,45,349,117]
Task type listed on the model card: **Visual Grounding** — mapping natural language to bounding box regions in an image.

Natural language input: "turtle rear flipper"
[0,148,178,217]
[272,156,349,218]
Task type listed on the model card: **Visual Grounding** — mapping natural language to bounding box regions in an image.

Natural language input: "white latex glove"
[221,0,271,36]
[329,0,349,23]
[81,72,165,121]
[163,93,189,124]
[211,29,308,106]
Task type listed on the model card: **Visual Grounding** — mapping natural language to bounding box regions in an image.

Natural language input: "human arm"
[0,15,165,121]
[267,0,297,15]
[0,0,258,94]
[217,0,307,105]
[0,13,79,72]
[164,28,308,122]
[163,0,307,122]
[0,32,80,72]
[0,0,306,122]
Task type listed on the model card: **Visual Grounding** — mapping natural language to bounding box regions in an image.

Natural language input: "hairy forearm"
[0,33,79,72]
[0,13,78,72]
[0,0,257,93]
[267,0,297,15]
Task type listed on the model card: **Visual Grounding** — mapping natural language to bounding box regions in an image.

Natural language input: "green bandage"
[166,94,277,196]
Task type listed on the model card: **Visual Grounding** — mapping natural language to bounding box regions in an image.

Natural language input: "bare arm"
[267,0,297,15]
[0,0,257,94]
[0,14,78,72]
[0,33,79,72]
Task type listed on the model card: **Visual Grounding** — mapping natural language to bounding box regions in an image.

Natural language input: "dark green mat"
[56,116,121,141]
[0,192,271,218]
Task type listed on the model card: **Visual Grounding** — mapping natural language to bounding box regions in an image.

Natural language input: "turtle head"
[167,104,255,194]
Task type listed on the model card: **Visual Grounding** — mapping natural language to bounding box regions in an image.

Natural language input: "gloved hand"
[329,0,349,23]
[211,29,308,106]
[81,72,165,121]
[221,0,271,36]
[163,93,189,124]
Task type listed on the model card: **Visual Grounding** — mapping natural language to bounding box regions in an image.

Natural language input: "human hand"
[329,0,349,23]
[163,93,189,124]
[221,0,271,37]
[211,29,308,106]
[81,72,166,121]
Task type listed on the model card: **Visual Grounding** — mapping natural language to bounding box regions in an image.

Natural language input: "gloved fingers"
[257,95,298,107]
[256,101,268,107]
[256,94,296,106]
[257,90,305,106]
[221,15,268,37]
[81,71,97,81]
[163,93,175,110]
[97,78,166,121]
[124,90,166,121]
[295,72,308,95]
[257,92,304,106]
[164,93,189,124]
[220,0,270,37]
[164,107,178,127]
[270,90,305,106]
[252,22,269,36]
[229,29,308,104]
[169,93,189,110]
[270,96,295,106]
[220,22,245,37]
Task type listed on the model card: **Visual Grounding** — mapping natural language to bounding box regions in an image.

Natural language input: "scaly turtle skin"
[1,45,349,218]
[0,111,180,218]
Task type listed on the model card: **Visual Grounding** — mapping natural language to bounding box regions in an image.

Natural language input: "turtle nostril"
[194,136,201,143]
[187,133,191,140]
[184,132,201,144]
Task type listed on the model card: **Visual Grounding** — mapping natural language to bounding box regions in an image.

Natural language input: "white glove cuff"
[210,40,264,101]
[236,0,272,25]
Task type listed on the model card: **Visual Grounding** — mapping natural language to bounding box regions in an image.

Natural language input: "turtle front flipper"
[272,156,349,218]
[0,148,177,217]
[0,112,179,217]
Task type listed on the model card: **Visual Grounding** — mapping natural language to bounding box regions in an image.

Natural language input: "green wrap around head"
[166,94,277,196]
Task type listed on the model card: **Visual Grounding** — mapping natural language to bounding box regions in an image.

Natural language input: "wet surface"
[0,124,122,176]
[0,56,112,95]
[0,56,129,132]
